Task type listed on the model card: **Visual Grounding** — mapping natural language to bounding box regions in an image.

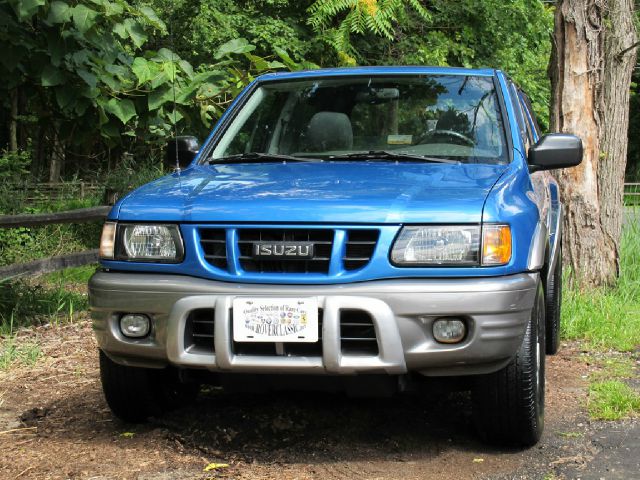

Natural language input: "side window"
[520,93,542,140]
[508,81,530,151]
[518,95,536,148]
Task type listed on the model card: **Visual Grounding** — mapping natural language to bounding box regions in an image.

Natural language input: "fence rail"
[0,206,111,229]
[0,206,110,279]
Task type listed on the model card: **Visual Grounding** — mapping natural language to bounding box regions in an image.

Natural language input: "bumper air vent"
[199,229,228,270]
[343,230,379,270]
[339,309,379,355]
[184,309,215,354]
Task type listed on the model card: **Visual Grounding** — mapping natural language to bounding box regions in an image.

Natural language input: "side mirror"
[164,136,199,170]
[528,133,583,172]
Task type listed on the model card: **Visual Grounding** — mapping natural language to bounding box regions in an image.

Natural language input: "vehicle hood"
[115,162,508,224]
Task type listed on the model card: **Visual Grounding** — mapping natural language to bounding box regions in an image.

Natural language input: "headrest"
[306,111,353,151]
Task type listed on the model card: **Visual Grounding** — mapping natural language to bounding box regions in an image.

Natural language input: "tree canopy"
[0,0,637,182]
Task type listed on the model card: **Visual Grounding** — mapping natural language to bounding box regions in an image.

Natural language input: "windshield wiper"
[208,152,321,164]
[328,150,460,164]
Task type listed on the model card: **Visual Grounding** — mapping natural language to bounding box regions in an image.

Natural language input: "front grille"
[233,309,324,357]
[340,309,379,355]
[200,229,227,270]
[184,309,215,354]
[343,230,379,270]
[198,227,380,275]
[237,229,334,273]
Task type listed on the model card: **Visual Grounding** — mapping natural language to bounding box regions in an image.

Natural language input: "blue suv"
[90,67,582,446]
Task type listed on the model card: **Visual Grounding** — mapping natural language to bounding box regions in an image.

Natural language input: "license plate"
[232,297,319,343]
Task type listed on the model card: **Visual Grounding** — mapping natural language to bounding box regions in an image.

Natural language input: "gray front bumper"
[89,272,538,376]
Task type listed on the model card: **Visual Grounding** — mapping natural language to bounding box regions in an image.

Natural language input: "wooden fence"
[624,182,640,204]
[0,183,639,280]
[0,206,109,279]
[6,182,103,204]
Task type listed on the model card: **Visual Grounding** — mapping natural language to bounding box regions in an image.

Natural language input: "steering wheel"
[416,129,474,147]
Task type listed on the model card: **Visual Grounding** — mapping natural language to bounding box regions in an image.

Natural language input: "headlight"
[391,224,511,266]
[99,223,184,262]
[391,226,480,265]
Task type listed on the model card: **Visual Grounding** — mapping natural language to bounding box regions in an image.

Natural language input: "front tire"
[99,351,199,423]
[471,282,546,447]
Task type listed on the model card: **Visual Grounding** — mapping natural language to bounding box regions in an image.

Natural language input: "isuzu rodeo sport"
[90,67,582,446]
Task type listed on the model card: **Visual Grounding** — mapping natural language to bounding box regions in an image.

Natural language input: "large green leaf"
[47,1,71,23]
[124,18,147,48]
[139,6,165,31]
[77,69,97,89]
[131,57,152,85]
[148,86,173,111]
[214,38,255,59]
[41,65,65,86]
[178,60,194,79]
[104,98,136,124]
[191,70,226,84]
[55,86,75,110]
[71,4,98,33]
[11,0,46,21]
[113,22,127,39]
[102,0,124,17]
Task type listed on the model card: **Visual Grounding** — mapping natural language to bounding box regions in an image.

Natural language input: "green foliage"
[306,0,553,128]
[0,185,103,267]
[42,264,96,284]
[0,150,30,178]
[0,1,298,180]
[144,0,321,67]
[561,221,640,351]
[0,335,42,370]
[588,380,640,420]
[0,277,89,330]
[308,0,430,60]
[103,154,164,197]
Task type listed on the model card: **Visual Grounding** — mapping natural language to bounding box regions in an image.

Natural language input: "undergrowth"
[561,220,640,351]
[588,380,640,421]
[0,265,95,333]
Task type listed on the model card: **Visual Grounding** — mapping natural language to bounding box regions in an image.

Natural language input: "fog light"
[432,318,466,344]
[120,314,150,338]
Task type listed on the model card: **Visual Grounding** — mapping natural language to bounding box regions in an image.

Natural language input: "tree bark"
[549,0,637,288]
[598,0,637,262]
[49,130,64,183]
[9,88,18,152]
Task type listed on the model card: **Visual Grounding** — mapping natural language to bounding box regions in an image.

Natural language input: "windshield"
[208,75,509,164]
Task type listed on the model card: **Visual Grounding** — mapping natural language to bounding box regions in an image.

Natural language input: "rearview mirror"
[528,133,583,172]
[164,136,200,170]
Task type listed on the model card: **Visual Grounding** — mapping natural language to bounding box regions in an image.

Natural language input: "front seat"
[305,111,354,152]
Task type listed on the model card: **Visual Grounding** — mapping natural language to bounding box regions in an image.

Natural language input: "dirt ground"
[0,320,638,480]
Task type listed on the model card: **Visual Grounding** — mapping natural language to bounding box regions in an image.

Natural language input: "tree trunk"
[49,130,64,183]
[9,88,18,152]
[549,0,637,288]
[598,0,637,261]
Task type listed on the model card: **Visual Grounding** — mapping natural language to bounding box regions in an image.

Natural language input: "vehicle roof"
[256,66,499,82]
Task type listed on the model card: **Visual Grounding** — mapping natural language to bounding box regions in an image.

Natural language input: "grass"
[588,380,640,420]
[42,264,97,285]
[0,265,95,334]
[0,336,41,370]
[561,221,640,351]
[0,267,94,370]
[589,356,636,381]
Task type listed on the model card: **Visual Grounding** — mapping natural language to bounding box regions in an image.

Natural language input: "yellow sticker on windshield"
[387,134,413,145]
